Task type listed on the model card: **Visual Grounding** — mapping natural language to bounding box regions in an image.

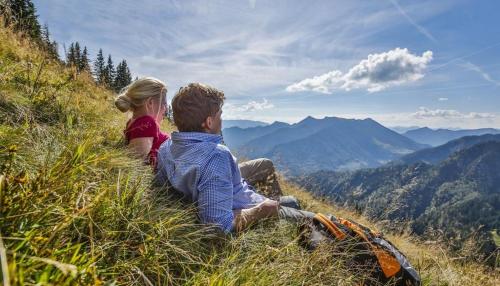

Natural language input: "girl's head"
[115,77,167,123]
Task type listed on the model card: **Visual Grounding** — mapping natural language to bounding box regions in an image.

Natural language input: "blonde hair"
[115,77,167,112]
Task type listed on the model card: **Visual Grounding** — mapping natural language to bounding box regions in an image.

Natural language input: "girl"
[115,77,170,168]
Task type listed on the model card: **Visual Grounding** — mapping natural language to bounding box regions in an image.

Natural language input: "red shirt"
[124,115,170,168]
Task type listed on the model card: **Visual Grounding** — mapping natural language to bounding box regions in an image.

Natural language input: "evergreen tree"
[114,59,132,92]
[79,46,90,73]
[66,42,90,73]
[93,49,105,85]
[74,42,81,70]
[165,104,173,123]
[0,0,41,41]
[40,23,50,46]
[48,40,58,59]
[102,54,115,88]
[40,23,58,59]
[2,1,59,60]
[66,42,76,67]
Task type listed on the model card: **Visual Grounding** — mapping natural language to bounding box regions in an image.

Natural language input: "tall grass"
[1,23,499,285]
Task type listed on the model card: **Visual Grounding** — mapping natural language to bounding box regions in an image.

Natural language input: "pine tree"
[48,40,58,59]
[40,23,58,59]
[114,59,132,92]
[74,42,81,70]
[114,60,123,92]
[1,1,60,60]
[102,54,115,88]
[79,46,90,73]
[41,23,50,46]
[0,0,42,41]
[93,49,105,85]
[66,42,76,66]
[66,42,89,73]
[165,104,173,123]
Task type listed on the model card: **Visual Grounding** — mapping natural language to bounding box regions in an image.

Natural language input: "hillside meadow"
[0,24,498,285]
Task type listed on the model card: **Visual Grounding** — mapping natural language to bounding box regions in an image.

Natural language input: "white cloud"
[223,98,274,119]
[438,97,448,101]
[237,98,274,112]
[411,107,495,120]
[286,48,433,94]
[285,70,344,94]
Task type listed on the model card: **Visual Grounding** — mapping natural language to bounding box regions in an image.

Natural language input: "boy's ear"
[201,116,212,131]
[206,116,213,129]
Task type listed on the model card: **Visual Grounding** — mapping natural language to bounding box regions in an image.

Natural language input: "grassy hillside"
[1,25,499,285]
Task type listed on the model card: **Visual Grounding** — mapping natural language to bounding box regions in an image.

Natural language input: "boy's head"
[172,83,225,134]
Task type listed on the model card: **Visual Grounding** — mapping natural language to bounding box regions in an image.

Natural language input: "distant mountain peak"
[223,115,425,175]
[297,116,351,126]
[222,119,269,129]
[298,115,318,123]
[270,121,289,126]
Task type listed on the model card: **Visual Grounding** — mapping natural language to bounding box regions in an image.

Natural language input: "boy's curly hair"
[172,83,225,132]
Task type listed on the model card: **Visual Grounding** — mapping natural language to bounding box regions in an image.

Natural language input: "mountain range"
[389,126,422,134]
[395,133,500,165]
[294,141,500,264]
[222,119,268,129]
[403,127,500,146]
[223,116,427,175]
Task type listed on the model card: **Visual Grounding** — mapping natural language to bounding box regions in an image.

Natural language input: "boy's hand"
[233,199,279,232]
[256,199,279,217]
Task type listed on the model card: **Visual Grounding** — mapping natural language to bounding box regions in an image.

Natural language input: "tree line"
[1,0,132,92]
[66,43,132,92]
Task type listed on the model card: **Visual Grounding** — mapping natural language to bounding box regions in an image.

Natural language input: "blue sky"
[34,0,500,128]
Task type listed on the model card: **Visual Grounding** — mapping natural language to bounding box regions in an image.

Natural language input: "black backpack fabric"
[299,213,421,286]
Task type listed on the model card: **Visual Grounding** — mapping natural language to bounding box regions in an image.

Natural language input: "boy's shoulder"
[214,143,231,153]
[211,143,234,161]
[202,144,236,175]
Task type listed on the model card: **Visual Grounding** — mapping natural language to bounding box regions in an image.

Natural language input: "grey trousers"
[279,195,315,223]
[238,158,282,195]
[239,158,314,223]
[239,158,279,185]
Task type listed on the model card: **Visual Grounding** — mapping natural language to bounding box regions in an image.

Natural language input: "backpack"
[299,213,421,286]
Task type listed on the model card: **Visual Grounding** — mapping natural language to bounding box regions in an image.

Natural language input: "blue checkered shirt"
[155,132,267,233]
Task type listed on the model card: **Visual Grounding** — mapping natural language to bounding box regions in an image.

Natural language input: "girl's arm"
[128,137,154,159]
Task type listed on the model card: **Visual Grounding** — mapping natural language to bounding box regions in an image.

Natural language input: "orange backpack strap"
[314,213,347,240]
[338,218,401,278]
